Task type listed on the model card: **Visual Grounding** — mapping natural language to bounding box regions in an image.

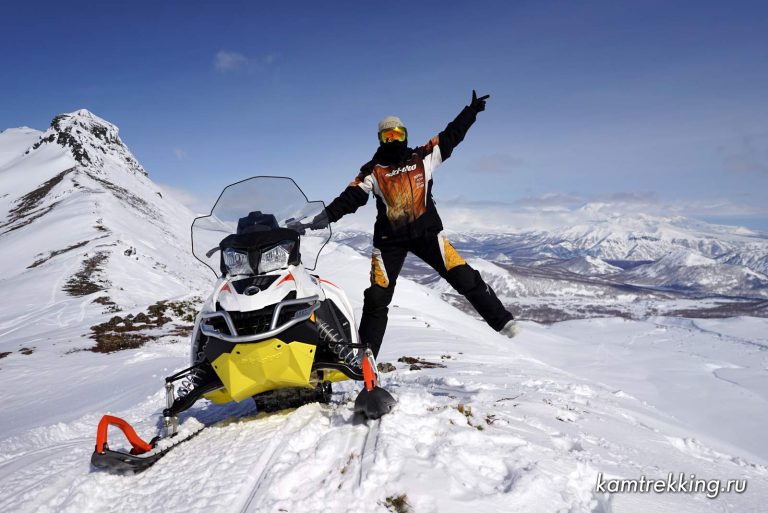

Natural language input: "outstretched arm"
[323,169,373,223]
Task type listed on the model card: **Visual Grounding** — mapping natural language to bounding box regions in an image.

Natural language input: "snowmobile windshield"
[191,176,331,277]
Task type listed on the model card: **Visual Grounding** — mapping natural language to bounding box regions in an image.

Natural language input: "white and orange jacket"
[326,105,479,244]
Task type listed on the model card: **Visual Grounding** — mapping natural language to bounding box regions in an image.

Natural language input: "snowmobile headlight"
[258,241,294,274]
[223,248,254,276]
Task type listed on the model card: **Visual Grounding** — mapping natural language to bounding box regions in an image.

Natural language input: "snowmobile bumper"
[199,296,320,344]
[204,338,317,403]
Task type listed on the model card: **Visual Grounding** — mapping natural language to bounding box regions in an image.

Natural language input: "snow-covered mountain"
[334,206,768,321]
[447,207,768,274]
[622,249,768,298]
[0,110,210,354]
[548,255,623,276]
[1,112,767,513]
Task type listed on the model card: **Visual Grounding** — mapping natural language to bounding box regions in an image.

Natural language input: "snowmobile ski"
[90,415,204,474]
[353,350,396,419]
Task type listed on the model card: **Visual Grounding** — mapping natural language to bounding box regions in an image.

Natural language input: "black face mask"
[374,140,409,165]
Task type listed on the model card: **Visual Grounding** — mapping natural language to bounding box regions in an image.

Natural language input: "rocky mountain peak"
[28,109,147,177]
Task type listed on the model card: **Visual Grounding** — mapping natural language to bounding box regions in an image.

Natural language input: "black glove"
[309,210,330,230]
[470,89,490,113]
[286,218,307,235]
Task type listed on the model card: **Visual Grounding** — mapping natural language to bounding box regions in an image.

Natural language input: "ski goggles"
[378,126,407,144]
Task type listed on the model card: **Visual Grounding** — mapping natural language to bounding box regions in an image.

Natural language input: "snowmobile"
[91,176,395,473]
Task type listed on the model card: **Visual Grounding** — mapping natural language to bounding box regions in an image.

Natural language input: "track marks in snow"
[666,436,768,474]
[238,405,330,513]
[239,401,386,513]
[0,438,92,513]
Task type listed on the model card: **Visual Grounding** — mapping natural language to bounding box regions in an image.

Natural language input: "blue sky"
[2,1,767,229]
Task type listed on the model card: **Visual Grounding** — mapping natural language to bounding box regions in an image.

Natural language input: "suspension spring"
[317,320,357,366]
[177,340,210,397]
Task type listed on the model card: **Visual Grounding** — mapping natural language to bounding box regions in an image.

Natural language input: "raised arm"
[434,90,490,161]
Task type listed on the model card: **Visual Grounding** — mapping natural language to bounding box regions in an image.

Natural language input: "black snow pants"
[358,231,513,357]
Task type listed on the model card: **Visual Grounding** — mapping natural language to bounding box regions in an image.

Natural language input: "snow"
[557,255,623,275]
[1,241,766,512]
[624,250,768,298]
[0,110,209,346]
[1,112,767,512]
[0,127,41,168]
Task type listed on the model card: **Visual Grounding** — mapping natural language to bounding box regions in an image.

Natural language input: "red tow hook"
[361,354,378,392]
[95,415,154,455]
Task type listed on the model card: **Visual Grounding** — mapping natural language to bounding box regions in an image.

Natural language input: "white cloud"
[155,183,215,216]
[434,193,768,234]
[515,192,585,208]
[214,51,249,72]
[213,50,280,73]
[510,191,661,211]
[173,148,187,160]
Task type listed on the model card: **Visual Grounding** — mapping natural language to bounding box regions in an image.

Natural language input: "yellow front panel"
[208,339,316,403]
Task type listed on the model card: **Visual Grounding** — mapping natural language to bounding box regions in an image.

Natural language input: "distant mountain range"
[333,207,768,321]
[1,110,766,340]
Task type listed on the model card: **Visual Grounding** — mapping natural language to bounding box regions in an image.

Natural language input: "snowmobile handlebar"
[285,218,327,235]
[285,220,312,235]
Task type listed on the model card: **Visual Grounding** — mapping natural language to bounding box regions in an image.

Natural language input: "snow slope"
[0,110,210,361]
[1,242,766,513]
[0,127,40,168]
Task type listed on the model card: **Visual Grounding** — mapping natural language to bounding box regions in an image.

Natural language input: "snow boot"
[500,320,521,338]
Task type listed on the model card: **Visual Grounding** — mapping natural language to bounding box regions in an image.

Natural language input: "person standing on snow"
[311,91,520,357]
